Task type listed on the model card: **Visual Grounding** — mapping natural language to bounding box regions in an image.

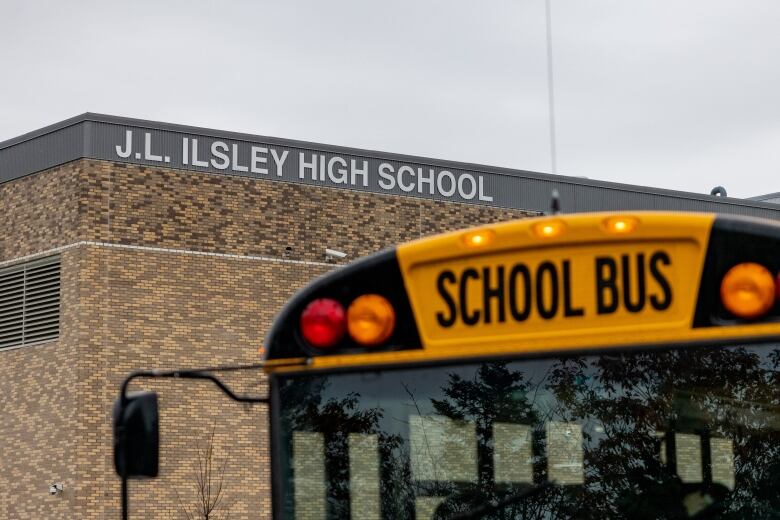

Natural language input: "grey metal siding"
[0,122,84,183]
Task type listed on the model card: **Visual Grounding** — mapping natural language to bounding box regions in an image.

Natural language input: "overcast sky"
[2,0,779,198]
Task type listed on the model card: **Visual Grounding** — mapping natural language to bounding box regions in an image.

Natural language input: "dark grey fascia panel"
[0,121,85,183]
[2,112,780,219]
[749,192,780,204]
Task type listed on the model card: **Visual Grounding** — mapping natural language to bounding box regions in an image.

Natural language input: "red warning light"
[300,298,346,349]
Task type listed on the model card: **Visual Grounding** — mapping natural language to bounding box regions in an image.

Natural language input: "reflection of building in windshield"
[292,432,386,520]
[658,432,735,489]
[547,421,584,485]
[349,434,381,520]
[494,422,533,483]
[676,433,704,483]
[291,418,738,519]
[293,432,326,520]
[408,416,587,486]
[711,438,735,490]
[409,415,477,483]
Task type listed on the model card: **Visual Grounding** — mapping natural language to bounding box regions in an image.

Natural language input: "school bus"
[260,211,780,519]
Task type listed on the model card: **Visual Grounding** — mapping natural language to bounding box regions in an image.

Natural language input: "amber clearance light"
[533,220,565,238]
[462,229,495,248]
[347,294,396,346]
[720,262,776,320]
[604,216,638,234]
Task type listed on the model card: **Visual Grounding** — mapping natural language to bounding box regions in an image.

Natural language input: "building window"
[0,256,60,350]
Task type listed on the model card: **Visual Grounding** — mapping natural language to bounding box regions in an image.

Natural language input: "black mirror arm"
[119,364,271,405]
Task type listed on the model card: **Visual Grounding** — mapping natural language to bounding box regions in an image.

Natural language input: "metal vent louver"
[0,256,60,350]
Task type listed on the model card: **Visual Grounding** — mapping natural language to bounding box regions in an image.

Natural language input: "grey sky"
[1,0,778,198]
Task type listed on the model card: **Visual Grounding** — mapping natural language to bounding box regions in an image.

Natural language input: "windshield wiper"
[449,481,557,520]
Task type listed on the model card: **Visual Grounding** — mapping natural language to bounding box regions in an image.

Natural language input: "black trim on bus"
[269,374,284,520]
[268,333,780,380]
[693,215,780,327]
[264,248,422,361]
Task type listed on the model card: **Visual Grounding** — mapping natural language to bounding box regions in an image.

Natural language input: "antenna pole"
[545,0,558,174]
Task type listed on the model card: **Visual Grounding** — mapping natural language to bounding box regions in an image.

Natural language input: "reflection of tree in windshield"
[280,343,780,519]
[425,362,552,519]
[543,346,780,519]
[281,378,413,519]
[428,347,780,519]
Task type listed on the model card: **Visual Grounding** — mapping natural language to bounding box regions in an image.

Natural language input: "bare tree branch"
[177,423,232,520]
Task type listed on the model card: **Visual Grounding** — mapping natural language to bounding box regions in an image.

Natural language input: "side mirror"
[113,391,159,479]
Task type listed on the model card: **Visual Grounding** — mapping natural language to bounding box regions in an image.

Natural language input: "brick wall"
[81,160,527,260]
[0,162,82,262]
[0,159,533,519]
[0,249,80,518]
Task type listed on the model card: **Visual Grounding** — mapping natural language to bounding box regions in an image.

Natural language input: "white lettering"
[418,168,435,195]
[270,149,288,177]
[191,139,209,167]
[211,141,230,170]
[378,163,396,190]
[328,157,348,184]
[437,171,457,197]
[351,159,368,187]
[231,144,248,172]
[251,146,268,175]
[116,130,133,158]
[300,153,317,180]
[398,166,416,193]
[458,173,477,200]
[144,133,162,162]
[478,176,493,202]
[119,132,496,204]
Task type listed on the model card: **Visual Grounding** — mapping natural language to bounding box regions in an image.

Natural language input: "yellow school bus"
[263,212,780,519]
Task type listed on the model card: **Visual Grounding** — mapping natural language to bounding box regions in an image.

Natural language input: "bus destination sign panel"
[406,240,703,345]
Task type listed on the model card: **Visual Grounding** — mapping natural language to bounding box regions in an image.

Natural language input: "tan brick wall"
[0,163,83,262]
[0,159,534,519]
[81,160,528,260]
[70,247,328,519]
[0,249,80,518]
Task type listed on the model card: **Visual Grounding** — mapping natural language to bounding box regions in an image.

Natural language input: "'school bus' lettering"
[594,251,672,314]
[434,251,673,327]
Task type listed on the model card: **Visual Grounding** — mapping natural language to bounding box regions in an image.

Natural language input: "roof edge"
[748,192,780,202]
[0,113,93,149]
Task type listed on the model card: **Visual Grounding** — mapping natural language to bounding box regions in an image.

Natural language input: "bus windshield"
[276,340,780,519]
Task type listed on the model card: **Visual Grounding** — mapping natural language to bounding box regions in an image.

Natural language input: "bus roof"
[264,212,780,372]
